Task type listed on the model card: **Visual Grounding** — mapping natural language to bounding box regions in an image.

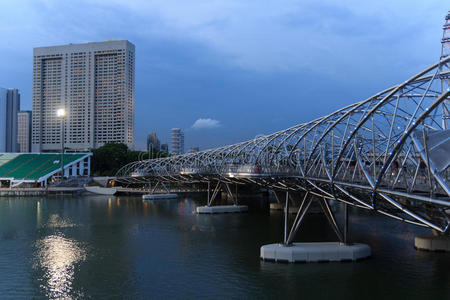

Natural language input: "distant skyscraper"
[189,147,199,153]
[32,40,135,152]
[0,88,20,152]
[147,132,161,152]
[17,111,32,153]
[171,128,184,155]
[160,142,169,154]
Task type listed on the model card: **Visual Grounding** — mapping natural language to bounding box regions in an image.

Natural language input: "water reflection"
[34,234,86,299]
[36,201,42,228]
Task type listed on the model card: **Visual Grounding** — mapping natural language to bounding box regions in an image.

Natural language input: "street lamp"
[57,108,66,181]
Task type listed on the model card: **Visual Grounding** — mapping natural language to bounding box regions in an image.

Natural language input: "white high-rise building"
[32,40,135,152]
[18,111,32,153]
[171,128,184,155]
[0,88,20,152]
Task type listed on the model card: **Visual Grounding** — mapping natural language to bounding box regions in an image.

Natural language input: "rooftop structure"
[0,152,91,187]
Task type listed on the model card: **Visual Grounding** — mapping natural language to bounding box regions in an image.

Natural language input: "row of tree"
[91,143,169,176]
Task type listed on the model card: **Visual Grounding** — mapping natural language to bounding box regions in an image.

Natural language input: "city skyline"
[0,1,448,151]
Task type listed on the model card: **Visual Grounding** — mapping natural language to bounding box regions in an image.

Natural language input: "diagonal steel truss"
[117,57,450,233]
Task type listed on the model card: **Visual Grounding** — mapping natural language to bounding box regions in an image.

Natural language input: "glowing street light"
[57,108,66,118]
[57,108,66,180]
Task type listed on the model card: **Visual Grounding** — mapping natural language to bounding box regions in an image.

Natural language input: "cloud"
[80,0,445,74]
[191,118,221,129]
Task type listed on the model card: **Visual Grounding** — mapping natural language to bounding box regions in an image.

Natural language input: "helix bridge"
[117,55,450,235]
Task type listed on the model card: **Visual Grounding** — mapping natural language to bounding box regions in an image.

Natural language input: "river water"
[0,194,448,299]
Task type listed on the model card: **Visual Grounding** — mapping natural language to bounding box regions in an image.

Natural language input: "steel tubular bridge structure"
[117,57,450,235]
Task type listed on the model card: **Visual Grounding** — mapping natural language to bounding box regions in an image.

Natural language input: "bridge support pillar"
[271,191,301,213]
[344,203,349,244]
[283,191,289,244]
[197,180,248,214]
[261,193,371,263]
[415,233,450,252]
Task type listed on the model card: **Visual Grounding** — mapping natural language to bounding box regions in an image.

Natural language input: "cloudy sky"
[0,0,447,151]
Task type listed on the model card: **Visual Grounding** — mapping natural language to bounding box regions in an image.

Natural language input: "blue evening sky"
[0,1,447,151]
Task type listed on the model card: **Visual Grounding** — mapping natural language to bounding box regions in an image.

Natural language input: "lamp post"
[57,108,66,181]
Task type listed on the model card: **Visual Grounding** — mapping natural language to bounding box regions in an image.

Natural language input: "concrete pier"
[0,187,84,197]
[269,202,322,214]
[415,234,450,252]
[196,205,248,214]
[260,242,371,263]
[270,202,299,213]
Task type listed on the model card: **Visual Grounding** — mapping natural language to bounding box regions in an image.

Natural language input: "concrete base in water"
[269,202,322,214]
[415,234,450,252]
[269,203,299,213]
[142,193,178,200]
[196,205,248,214]
[260,242,371,263]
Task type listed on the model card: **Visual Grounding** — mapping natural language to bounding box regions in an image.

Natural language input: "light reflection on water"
[34,234,86,299]
[0,195,448,299]
[33,209,85,299]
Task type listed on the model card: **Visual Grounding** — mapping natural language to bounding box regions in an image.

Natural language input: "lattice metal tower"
[441,11,450,129]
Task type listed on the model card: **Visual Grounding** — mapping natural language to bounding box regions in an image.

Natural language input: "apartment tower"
[32,40,135,152]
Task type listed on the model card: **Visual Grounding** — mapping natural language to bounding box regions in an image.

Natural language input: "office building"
[147,132,160,152]
[0,88,20,152]
[18,111,32,152]
[32,40,135,152]
[160,142,168,154]
[171,128,184,155]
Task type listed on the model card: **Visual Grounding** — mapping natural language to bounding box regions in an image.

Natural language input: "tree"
[91,143,170,176]
[91,143,129,176]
